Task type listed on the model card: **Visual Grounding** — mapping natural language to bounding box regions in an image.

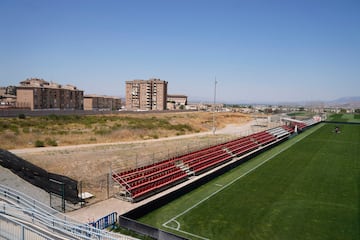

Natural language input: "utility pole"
[212,78,217,135]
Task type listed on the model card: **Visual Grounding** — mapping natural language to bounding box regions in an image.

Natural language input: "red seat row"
[131,171,188,199]
[282,125,295,133]
[174,144,224,163]
[119,158,175,179]
[219,136,253,149]
[227,141,259,156]
[292,122,307,130]
[183,148,228,165]
[191,154,233,174]
[188,150,230,168]
[121,162,176,184]
[249,131,276,145]
[128,167,182,191]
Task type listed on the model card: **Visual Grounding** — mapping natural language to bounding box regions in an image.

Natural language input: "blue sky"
[1,0,359,103]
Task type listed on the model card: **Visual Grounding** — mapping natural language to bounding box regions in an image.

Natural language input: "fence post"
[79,181,83,207]
[107,173,110,199]
[21,225,25,240]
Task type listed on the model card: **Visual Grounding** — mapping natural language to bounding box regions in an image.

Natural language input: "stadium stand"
[113,123,303,202]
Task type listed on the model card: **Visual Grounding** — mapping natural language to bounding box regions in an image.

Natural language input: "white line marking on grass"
[163,132,312,239]
[214,183,223,187]
[173,219,180,230]
[165,224,210,240]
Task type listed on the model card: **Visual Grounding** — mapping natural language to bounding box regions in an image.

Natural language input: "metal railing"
[0,184,138,240]
[1,214,54,240]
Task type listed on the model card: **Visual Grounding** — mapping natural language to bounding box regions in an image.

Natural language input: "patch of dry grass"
[0,112,251,149]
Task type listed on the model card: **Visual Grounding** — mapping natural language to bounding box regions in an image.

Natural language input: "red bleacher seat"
[249,131,276,145]
[191,154,232,174]
[281,125,294,133]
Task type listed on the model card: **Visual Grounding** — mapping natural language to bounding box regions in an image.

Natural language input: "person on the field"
[335,126,340,134]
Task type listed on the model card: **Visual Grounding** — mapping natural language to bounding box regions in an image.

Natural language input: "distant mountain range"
[326,96,360,108]
[328,96,360,104]
[276,97,360,108]
[189,96,360,108]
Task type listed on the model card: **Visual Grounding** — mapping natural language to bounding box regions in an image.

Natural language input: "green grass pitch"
[138,123,360,240]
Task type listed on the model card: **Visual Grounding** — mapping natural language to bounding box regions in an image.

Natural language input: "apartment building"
[125,78,168,110]
[0,86,17,107]
[16,78,84,110]
[167,94,188,110]
[84,94,122,111]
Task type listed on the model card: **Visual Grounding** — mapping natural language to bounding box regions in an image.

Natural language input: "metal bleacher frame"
[0,184,138,240]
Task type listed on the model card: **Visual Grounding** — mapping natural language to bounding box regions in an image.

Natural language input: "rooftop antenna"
[212,77,218,135]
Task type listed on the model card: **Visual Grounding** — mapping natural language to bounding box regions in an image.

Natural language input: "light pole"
[212,78,217,135]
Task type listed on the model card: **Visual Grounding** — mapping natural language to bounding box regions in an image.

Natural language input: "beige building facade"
[0,86,16,107]
[16,78,84,110]
[125,78,168,110]
[84,95,121,111]
[167,94,188,110]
